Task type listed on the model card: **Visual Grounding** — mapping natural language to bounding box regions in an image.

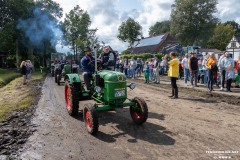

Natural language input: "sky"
[55,0,240,53]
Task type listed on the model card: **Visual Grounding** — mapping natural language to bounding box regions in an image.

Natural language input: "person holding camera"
[99,46,116,71]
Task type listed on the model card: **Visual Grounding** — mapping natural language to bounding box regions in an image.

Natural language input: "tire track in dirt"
[20,76,129,160]
[130,80,240,160]
[18,75,240,160]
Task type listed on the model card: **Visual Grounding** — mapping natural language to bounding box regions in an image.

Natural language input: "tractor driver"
[99,46,116,71]
[81,47,95,91]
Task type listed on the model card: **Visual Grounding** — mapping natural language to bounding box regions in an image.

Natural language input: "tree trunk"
[16,39,19,69]
[43,41,47,67]
[72,41,75,60]
[75,44,77,60]
[28,46,34,67]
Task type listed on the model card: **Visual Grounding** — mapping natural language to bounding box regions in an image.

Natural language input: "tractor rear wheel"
[130,97,148,124]
[83,104,98,135]
[65,81,79,116]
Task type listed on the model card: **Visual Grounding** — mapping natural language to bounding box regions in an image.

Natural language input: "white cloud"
[55,0,240,53]
[217,0,240,24]
[136,0,174,36]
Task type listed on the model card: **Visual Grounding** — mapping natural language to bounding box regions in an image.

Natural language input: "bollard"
[40,66,43,73]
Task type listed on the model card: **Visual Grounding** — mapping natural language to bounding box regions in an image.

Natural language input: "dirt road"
[19,75,240,160]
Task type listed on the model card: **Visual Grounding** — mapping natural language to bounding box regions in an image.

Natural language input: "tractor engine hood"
[98,70,126,82]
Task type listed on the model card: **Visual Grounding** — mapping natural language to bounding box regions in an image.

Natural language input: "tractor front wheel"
[83,104,98,135]
[130,97,148,124]
[65,81,79,116]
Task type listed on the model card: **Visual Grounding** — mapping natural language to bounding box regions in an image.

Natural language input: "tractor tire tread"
[83,104,98,135]
[70,83,80,116]
[130,97,148,124]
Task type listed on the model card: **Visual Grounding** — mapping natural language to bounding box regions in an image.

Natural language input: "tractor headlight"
[94,86,102,93]
[128,83,136,90]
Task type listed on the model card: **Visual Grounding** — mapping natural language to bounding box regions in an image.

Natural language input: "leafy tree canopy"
[170,0,218,47]
[63,5,92,59]
[207,24,234,51]
[118,17,142,48]
[224,21,240,35]
[149,20,170,36]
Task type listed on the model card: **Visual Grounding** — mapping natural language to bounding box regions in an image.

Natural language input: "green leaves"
[63,5,92,58]
[36,0,63,19]
[121,53,163,61]
[0,0,64,67]
[170,0,218,47]
[224,21,240,35]
[118,18,142,48]
[207,24,234,51]
[149,21,170,36]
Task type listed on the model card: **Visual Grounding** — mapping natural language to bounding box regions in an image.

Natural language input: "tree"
[36,0,63,19]
[118,18,142,49]
[170,0,218,47]
[149,20,170,36]
[0,0,35,67]
[16,0,63,67]
[121,49,131,55]
[224,21,240,35]
[35,0,63,67]
[63,5,91,60]
[0,0,63,67]
[207,24,234,51]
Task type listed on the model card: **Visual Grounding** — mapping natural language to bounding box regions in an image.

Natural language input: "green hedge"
[121,53,164,61]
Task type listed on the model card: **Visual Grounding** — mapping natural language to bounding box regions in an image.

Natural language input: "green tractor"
[56,63,71,85]
[64,52,148,135]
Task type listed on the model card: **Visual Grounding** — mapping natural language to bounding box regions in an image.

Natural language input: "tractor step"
[82,92,89,97]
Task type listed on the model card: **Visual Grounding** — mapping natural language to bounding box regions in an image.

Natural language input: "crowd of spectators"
[116,55,169,83]
[179,52,240,92]
[115,52,240,93]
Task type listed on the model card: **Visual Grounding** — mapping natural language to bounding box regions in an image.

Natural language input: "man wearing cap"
[99,46,116,71]
[81,47,95,91]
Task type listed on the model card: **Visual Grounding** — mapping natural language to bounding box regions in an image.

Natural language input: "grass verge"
[0,68,21,88]
[0,70,45,122]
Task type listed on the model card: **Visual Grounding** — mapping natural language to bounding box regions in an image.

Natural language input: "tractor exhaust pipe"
[93,46,97,73]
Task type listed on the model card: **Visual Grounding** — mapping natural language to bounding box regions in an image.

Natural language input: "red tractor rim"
[132,103,142,120]
[84,110,92,128]
[65,84,71,111]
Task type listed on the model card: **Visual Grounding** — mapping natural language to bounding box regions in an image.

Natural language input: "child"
[235,69,240,88]
[144,61,150,83]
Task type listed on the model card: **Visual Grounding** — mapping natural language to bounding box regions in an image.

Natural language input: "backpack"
[211,64,218,71]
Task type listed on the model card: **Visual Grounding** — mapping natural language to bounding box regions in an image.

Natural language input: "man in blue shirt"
[81,47,95,91]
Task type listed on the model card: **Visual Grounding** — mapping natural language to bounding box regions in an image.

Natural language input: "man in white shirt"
[218,52,227,90]
[181,54,190,85]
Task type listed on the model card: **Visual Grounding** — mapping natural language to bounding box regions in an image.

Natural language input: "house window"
[231,42,236,48]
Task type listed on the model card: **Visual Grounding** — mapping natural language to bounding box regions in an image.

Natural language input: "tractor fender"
[65,74,81,84]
